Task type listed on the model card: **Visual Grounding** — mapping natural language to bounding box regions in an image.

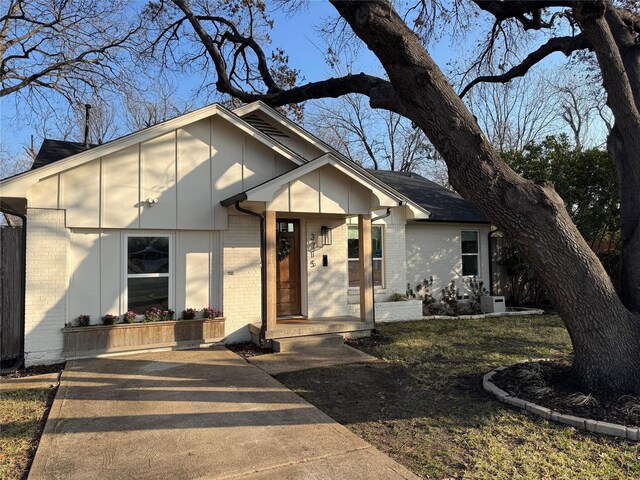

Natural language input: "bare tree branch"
[459,33,589,98]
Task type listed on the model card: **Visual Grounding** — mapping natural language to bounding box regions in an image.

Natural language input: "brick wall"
[305,217,349,318]
[405,223,491,297]
[348,299,422,322]
[221,213,261,342]
[24,209,69,366]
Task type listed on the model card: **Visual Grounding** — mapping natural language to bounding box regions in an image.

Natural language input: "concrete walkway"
[29,348,417,479]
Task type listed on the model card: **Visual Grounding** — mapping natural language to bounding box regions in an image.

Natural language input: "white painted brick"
[24,209,69,366]
[406,223,491,297]
[221,213,261,342]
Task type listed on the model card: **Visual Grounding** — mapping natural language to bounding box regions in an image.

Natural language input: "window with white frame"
[347,225,383,287]
[126,235,171,313]
[461,230,479,276]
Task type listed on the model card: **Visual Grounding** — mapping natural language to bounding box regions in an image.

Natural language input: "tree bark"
[577,5,640,312]
[331,0,640,392]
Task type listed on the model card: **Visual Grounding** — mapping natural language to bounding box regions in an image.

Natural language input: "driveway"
[29,348,417,479]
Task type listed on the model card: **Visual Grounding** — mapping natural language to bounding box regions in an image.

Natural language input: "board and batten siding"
[25,115,297,230]
[268,164,374,214]
[405,223,491,296]
[68,229,222,325]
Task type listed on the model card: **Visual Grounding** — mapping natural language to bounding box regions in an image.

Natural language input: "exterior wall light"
[321,225,332,246]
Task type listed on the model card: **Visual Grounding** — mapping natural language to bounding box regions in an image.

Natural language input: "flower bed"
[62,318,225,359]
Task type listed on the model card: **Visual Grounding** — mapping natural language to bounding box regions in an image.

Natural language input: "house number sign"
[309,233,317,267]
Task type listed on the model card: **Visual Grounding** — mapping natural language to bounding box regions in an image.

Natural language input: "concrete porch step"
[249,318,375,342]
[272,334,344,353]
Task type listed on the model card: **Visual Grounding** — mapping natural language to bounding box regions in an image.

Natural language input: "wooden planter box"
[63,318,225,359]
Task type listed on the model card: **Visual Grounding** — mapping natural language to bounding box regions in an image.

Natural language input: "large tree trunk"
[331,0,640,392]
[579,5,640,313]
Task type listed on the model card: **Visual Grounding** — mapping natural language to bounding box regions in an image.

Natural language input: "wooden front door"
[276,219,301,316]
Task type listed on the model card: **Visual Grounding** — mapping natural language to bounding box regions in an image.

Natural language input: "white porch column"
[358,214,374,323]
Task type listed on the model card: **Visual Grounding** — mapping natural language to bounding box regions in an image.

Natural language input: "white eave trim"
[0,103,307,197]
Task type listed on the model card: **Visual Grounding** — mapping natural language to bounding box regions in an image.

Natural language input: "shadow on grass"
[276,316,572,429]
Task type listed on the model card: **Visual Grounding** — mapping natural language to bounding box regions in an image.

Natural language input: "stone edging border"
[483,365,639,442]
[423,308,544,320]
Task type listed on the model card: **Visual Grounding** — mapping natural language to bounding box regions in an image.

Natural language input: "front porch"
[221,153,430,348]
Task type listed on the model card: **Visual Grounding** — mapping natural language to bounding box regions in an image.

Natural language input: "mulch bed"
[226,342,272,358]
[492,359,640,427]
[1,362,65,379]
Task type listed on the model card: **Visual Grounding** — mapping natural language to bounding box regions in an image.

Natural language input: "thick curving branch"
[459,33,589,98]
[169,0,406,115]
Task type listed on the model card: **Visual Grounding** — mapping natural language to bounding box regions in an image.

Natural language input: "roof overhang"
[0,197,27,216]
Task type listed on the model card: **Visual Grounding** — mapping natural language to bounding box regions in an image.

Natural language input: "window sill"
[348,287,386,295]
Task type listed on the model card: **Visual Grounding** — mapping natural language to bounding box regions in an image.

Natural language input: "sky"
[0,1,473,160]
[0,0,607,173]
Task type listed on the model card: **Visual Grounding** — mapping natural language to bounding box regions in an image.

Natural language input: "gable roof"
[31,139,96,170]
[368,170,489,224]
[221,153,431,219]
[233,101,346,158]
[0,103,308,197]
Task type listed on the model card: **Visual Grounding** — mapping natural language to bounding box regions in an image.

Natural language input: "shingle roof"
[30,139,96,170]
[368,170,489,223]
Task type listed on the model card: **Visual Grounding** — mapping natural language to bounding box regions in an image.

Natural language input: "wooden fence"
[1,225,24,370]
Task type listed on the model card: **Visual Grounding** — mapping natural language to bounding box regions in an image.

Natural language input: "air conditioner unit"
[480,296,506,314]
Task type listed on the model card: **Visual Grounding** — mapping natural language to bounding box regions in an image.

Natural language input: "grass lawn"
[0,379,57,479]
[277,315,640,480]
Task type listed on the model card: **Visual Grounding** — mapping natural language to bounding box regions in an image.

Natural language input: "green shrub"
[440,281,459,313]
[388,292,407,302]
[101,314,118,325]
[465,276,489,314]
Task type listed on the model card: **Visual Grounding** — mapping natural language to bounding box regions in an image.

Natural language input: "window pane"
[372,226,383,259]
[127,277,169,313]
[461,231,478,254]
[128,237,169,274]
[462,255,479,276]
[373,259,383,286]
[349,259,383,287]
[348,225,383,259]
[349,260,359,287]
[348,226,359,259]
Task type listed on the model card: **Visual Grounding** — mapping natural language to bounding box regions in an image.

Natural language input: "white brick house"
[0,102,490,366]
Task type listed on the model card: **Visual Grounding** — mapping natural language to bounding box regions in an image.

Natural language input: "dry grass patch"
[277,315,640,479]
[0,380,57,479]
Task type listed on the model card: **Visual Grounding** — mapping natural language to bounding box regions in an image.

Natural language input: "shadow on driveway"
[28,348,418,480]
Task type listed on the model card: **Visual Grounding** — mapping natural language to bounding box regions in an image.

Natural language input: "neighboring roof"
[367,170,489,223]
[31,139,96,170]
